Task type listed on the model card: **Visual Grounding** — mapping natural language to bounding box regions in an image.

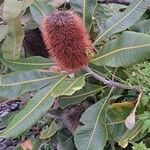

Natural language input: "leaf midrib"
[12,20,16,60]
[93,0,143,45]
[2,59,53,66]
[0,76,66,137]
[33,1,46,16]
[0,74,63,87]
[61,87,101,100]
[83,0,86,24]
[91,43,150,62]
[86,88,113,150]
[120,121,143,146]
[61,76,84,95]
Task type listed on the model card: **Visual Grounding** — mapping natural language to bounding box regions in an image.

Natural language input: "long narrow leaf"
[132,19,150,34]
[2,17,24,60]
[59,83,102,108]
[0,85,55,138]
[30,1,55,24]
[0,74,84,138]
[0,70,63,99]
[74,88,113,150]
[50,75,86,97]
[0,56,53,71]
[94,0,150,45]
[70,0,97,30]
[82,0,97,30]
[91,31,150,67]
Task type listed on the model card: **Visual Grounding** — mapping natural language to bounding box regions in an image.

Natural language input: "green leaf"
[70,0,97,31]
[59,83,102,108]
[0,74,84,138]
[94,4,111,26]
[132,19,150,34]
[74,88,113,150]
[118,120,143,148]
[93,0,150,45]
[40,121,58,139]
[2,17,24,60]
[70,0,82,14]
[0,85,55,138]
[57,131,76,150]
[82,0,97,30]
[91,31,150,67]
[0,70,63,99]
[0,56,53,71]
[32,138,42,150]
[107,102,134,124]
[132,141,150,150]
[107,102,134,141]
[50,75,86,97]
[2,0,34,20]
[21,0,34,11]
[30,1,55,24]
[0,24,7,42]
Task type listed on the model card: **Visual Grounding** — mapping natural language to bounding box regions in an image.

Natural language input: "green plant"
[132,141,150,150]
[0,0,150,149]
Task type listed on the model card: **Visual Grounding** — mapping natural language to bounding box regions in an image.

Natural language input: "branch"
[84,66,140,93]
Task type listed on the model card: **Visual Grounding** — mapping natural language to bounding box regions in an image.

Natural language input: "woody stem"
[84,66,140,93]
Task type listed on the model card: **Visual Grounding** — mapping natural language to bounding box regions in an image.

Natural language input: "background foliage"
[0,0,150,149]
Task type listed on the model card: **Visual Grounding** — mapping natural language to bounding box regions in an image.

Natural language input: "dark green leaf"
[91,31,150,67]
[0,70,63,99]
[70,0,97,31]
[0,56,53,71]
[59,83,102,108]
[94,0,150,45]
[107,102,134,141]
[50,75,86,97]
[74,88,113,150]
[0,85,55,138]
[57,131,76,150]
[82,0,97,31]
[30,1,55,24]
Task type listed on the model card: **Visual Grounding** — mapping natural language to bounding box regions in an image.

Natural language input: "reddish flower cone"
[40,10,93,73]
